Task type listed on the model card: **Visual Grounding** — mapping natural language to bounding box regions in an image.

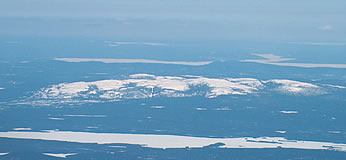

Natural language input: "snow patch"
[275,131,287,134]
[64,115,107,118]
[280,111,298,114]
[43,153,77,158]
[13,128,32,131]
[150,106,166,109]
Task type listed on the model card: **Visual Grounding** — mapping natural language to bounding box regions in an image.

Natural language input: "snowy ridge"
[263,79,324,95]
[19,74,326,106]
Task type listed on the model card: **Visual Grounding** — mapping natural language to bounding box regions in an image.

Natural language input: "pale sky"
[1,0,345,41]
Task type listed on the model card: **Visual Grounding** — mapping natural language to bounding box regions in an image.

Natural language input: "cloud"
[241,54,346,69]
[55,58,212,66]
[289,42,346,46]
[4,41,21,44]
[319,25,333,31]
[142,42,168,46]
[63,114,107,118]
[104,41,168,47]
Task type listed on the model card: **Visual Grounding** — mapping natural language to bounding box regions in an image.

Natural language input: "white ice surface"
[0,131,345,152]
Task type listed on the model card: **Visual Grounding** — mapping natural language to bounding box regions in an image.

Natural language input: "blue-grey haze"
[1,1,346,160]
